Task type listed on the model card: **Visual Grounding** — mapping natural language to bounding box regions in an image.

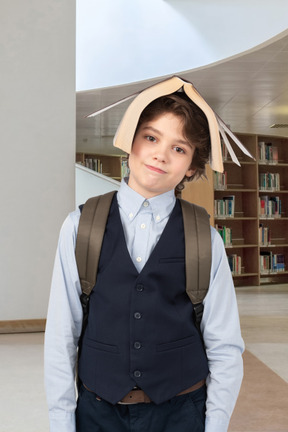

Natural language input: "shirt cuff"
[205,416,229,432]
[49,410,76,432]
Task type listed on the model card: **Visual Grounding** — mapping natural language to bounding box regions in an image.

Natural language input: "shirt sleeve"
[44,210,83,432]
[202,227,245,432]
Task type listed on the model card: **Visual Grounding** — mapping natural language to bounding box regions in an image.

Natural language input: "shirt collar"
[117,178,176,223]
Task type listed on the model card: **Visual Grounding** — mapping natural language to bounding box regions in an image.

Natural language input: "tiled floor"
[0,284,287,432]
[229,285,288,431]
[0,332,48,432]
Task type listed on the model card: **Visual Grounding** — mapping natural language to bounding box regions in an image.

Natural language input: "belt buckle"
[118,388,150,405]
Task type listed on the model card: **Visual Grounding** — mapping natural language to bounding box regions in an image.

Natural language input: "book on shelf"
[259,224,271,246]
[121,158,129,179]
[214,171,227,190]
[260,251,285,274]
[228,254,242,275]
[215,224,232,246]
[85,158,103,174]
[221,138,229,161]
[259,173,280,191]
[214,195,235,218]
[258,142,278,164]
[259,196,281,218]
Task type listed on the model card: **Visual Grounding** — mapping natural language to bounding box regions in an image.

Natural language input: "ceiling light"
[270,124,288,128]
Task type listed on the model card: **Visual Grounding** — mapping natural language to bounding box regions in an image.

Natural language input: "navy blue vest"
[78,196,209,404]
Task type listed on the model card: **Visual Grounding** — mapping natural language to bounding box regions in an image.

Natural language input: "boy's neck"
[124,177,174,200]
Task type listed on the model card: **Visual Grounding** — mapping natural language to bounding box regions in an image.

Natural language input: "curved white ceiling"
[76,0,288,91]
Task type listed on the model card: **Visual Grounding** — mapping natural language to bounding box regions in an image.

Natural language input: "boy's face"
[128,113,195,198]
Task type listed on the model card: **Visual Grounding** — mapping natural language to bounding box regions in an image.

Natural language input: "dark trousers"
[76,385,206,432]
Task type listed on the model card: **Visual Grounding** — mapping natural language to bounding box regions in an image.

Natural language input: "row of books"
[214,171,281,192]
[227,253,285,275]
[84,158,103,174]
[259,224,271,246]
[216,223,280,247]
[214,171,227,190]
[228,254,242,275]
[259,196,281,218]
[215,224,232,246]
[259,173,280,191]
[214,196,235,217]
[260,252,285,274]
[83,157,130,180]
[258,142,278,164]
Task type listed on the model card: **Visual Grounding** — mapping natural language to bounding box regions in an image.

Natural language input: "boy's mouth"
[145,164,167,174]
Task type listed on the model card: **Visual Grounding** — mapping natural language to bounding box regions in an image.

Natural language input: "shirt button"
[156,215,161,222]
[136,257,142,263]
[134,312,142,319]
[140,223,146,229]
[129,212,133,219]
[136,284,144,292]
[134,341,142,349]
[134,370,142,378]
[143,201,149,207]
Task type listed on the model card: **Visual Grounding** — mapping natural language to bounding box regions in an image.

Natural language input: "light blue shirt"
[117,179,176,272]
[44,180,244,432]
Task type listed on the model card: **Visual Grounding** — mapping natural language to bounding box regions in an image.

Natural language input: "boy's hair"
[134,92,211,191]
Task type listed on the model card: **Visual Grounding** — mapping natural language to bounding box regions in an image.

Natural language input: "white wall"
[76,165,120,208]
[0,1,76,320]
[76,0,288,90]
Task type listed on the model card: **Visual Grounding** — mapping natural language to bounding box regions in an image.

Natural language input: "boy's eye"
[145,135,156,143]
[173,146,185,154]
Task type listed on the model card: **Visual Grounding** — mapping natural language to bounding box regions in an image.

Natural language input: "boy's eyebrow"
[141,125,191,146]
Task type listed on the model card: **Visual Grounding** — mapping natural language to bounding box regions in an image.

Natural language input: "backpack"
[75,191,211,337]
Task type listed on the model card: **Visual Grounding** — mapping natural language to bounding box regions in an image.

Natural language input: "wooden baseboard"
[0,319,46,334]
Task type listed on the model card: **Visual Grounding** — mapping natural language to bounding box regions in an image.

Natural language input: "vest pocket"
[86,338,119,354]
[156,335,195,352]
[159,257,185,263]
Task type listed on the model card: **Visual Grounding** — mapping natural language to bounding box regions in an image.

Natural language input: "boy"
[45,85,244,432]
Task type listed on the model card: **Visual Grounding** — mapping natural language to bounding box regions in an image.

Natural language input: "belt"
[83,379,205,405]
[118,380,205,405]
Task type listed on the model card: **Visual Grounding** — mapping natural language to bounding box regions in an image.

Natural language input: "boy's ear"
[185,168,195,178]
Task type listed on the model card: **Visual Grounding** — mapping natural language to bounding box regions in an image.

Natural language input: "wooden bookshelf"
[183,132,288,287]
[76,152,128,181]
[256,135,288,285]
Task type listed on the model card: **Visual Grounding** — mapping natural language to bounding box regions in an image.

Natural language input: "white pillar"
[0,0,76,321]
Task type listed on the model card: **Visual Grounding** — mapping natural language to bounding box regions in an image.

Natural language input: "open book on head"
[87,75,254,173]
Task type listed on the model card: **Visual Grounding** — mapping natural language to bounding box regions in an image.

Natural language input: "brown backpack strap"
[75,191,116,297]
[180,199,211,305]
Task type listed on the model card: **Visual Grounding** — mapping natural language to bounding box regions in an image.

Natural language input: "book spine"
[259,196,281,218]
[214,196,235,218]
[258,142,279,164]
[260,252,285,274]
[214,171,227,190]
[259,173,280,191]
[216,225,232,247]
[228,254,241,275]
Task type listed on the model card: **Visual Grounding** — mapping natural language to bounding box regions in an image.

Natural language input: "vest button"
[134,341,141,349]
[134,370,142,378]
[136,284,144,292]
[134,312,142,319]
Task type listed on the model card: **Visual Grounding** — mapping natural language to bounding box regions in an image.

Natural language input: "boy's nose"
[153,154,166,163]
[153,145,168,162]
